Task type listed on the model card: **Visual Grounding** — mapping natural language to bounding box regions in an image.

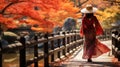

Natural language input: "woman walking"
[80,4,110,62]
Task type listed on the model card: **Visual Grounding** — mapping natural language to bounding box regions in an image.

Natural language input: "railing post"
[0,40,2,67]
[112,36,115,55]
[44,33,49,67]
[0,27,3,67]
[117,39,120,61]
[71,31,74,51]
[34,33,38,67]
[76,31,81,47]
[73,31,77,50]
[19,36,26,67]
[69,32,72,51]
[67,32,70,53]
[57,32,61,58]
[51,34,54,62]
[62,32,66,56]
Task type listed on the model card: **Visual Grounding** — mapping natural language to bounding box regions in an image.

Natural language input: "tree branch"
[0,1,26,15]
[80,0,89,6]
[0,2,14,14]
[76,0,89,8]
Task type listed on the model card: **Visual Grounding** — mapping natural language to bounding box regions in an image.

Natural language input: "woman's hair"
[85,13,94,18]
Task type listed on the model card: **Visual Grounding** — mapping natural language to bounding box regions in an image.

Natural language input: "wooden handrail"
[1,30,83,67]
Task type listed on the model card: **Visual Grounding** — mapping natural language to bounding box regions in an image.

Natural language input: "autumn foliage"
[0,15,17,30]
[0,0,81,33]
[96,5,120,29]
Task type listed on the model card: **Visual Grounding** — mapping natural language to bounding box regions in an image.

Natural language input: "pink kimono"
[80,16,110,59]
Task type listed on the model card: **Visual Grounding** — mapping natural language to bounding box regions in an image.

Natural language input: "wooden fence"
[112,35,120,61]
[0,30,83,67]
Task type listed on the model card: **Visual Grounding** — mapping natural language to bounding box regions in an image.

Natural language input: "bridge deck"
[51,40,120,67]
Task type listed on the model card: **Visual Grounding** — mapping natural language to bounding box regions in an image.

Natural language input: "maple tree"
[0,0,81,33]
[96,5,120,29]
[73,0,120,29]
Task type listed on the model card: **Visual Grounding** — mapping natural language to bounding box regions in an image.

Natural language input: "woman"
[80,4,110,62]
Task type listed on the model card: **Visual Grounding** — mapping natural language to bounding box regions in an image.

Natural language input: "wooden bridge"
[0,30,120,67]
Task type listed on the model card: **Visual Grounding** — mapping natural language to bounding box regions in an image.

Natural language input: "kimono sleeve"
[94,16,103,35]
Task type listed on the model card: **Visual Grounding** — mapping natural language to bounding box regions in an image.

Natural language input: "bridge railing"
[0,30,83,67]
[111,34,120,61]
